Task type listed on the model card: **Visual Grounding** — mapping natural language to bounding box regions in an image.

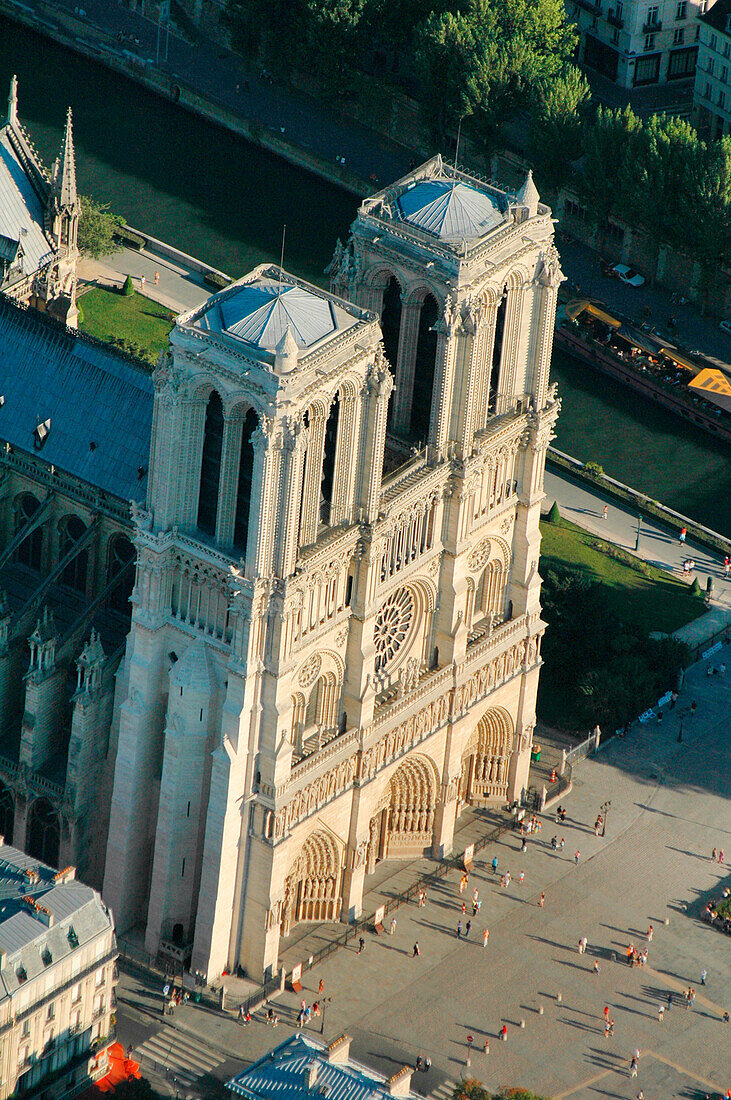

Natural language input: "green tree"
[414,0,578,143]
[122,274,134,296]
[530,65,590,190]
[579,106,645,249]
[303,0,366,92]
[452,1080,491,1100]
[78,195,124,260]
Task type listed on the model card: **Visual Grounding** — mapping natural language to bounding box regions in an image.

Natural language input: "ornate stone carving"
[468,539,491,572]
[298,653,321,687]
[273,756,358,837]
[374,587,414,672]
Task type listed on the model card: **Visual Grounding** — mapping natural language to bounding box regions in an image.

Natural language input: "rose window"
[374,587,414,672]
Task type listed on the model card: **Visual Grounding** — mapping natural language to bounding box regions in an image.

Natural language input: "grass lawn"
[539,516,705,634]
[79,286,174,365]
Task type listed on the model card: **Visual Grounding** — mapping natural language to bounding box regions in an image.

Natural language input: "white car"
[720,319,731,335]
[612,264,646,287]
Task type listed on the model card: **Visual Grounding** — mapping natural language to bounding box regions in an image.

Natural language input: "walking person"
[465,920,471,937]
[482,928,489,947]
[679,525,687,543]
[491,856,499,874]
[701,968,707,985]
[657,1003,665,1022]
[630,1056,638,1078]
[647,925,653,941]
[357,936,365,954]
[593,960,601,974]
[390,916,397,935]
[500,1025,507,1042]
[539,891,545,907]
[418,889,426,908]
[457,921,462,938]
[518,870,525,886]
[574,850,581,865]
[602,504,608,520]
[412,942,420,957]
[712,847,718,862]
[603,1006,610,1024]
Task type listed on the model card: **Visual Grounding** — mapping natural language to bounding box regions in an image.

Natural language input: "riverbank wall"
[546,448,731,557]
[0,1,370,198]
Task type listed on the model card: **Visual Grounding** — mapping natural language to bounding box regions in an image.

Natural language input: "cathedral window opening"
[197,391,224,538]
[320,393,341,524]
[475,560,507,621]
[489,292,508,414]
[458,709,514,804]
[381,278,402,426]
[409,295,439,443]
[281,831,342,935]
[0,782,15,844]
[14,493,43,571]
[60,515,88,593]
[27,798,60,867]
[374,586,414,673]
[380,501,435,582]
[105,535,135,615]
[233,408,258,553]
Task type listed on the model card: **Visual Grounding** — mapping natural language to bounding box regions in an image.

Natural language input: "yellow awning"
[660,349,699,372]
[585,303,621,328]
[689,367,731,396]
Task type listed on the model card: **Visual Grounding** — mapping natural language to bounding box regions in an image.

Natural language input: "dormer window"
[16,965,27,983]
[41,945,52,967]
[67,926,79,949]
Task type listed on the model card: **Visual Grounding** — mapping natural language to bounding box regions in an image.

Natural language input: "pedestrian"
[647,925,653,942]
[559,837,565,850]
[679,525,687,543]
[461,902,467,916]
[701,968,707,985]
[505,871,511,887]
[720,849,725,864]
[657,1004,665,1022]
[491,856,498,874]
[518,870,525,885]
[593,960,600,974]
[574,850,580,865]
[482,928,489,947]
[627,944,634,966]
[418,889,426,907]
[603,1006,610,1022]
[608,1019,615,1037]
[154,270,160,286]
[413,942,420,957]
[472,888,479,904]
[604,1021,612,1038]
[483,1037,489,1054]
[724,555,730,578]
[358,936,365,954]
[666,991,672,1009]
[162,982,170,999]
[521,838,528,853]
[457,921,462,938]
[630,1056,638,1077]
[712,847,718,861]
[423,1057,431,1072]
[140,274,146,291]
[539,892,545,907]
[465,920,471,937]
[636,1092,644,1100]
[390,916,397,935]
[500,1024,507,1041]
[459,874,467,894]
[602,504,608,520]
[415,1057,422,1072]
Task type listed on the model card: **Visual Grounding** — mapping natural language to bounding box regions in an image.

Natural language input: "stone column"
[330,394,359,527]
[215,414,244,547]
[432,770,459,859]
[299,408,327,548]
[429,304,457,460]
[278,419,307,577]
[247,423,282,579]
[391,299,422,436]
[357,356,393,524]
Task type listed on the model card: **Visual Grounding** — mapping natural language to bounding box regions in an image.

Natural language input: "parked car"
[720,319,731,335]
[611,264,646,287]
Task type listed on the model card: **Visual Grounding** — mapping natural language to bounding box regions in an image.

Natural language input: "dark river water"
[2,16,729,535]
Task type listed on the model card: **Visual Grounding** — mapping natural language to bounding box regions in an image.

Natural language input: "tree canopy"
[78,195,124,260]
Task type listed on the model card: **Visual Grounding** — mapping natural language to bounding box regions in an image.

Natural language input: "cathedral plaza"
[115,655,731,1099]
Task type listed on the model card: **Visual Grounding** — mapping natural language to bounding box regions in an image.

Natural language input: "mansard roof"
[189,266,368,355]
[0,295,153,501]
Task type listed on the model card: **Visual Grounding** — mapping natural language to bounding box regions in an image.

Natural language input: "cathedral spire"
[55,107,79,212]
[6,74,18,127]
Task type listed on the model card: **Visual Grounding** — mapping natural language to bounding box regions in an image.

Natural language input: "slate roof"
[0,294,154,501]
[397,179,504,240]
[0,126,54,280]
[193,271,362,353]
[0,842,113,1002]
[227,1035,418,1100]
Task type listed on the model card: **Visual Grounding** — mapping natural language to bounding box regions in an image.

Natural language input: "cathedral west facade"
[0,142,561,979]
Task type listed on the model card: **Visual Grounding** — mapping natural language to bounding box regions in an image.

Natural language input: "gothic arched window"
[106,534,136,615]
[410,294,438,443]
[197,391,224,537]
[489,291,508,414]
[233,409,259,554]
[320,392,341,524]
[27,798,60,867]
[14,494,43,571]
[381,278,402,425]
[60,516,88,593]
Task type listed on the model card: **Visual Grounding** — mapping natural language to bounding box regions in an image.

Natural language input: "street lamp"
[466,1034,473,1067]
[635,513,643,552]
[320,995,332,1035]
[600,800,611,837]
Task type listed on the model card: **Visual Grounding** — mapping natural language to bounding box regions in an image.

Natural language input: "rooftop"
[227,1034,419,1100]
[0,842,114,1000]
[0,127,54,281]
[699,0,731,33]
[397,178,503,240]
[192,268,365,354]
[0,294,154,501]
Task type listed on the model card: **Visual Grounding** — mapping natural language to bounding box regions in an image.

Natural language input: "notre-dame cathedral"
[0,78,561,980]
